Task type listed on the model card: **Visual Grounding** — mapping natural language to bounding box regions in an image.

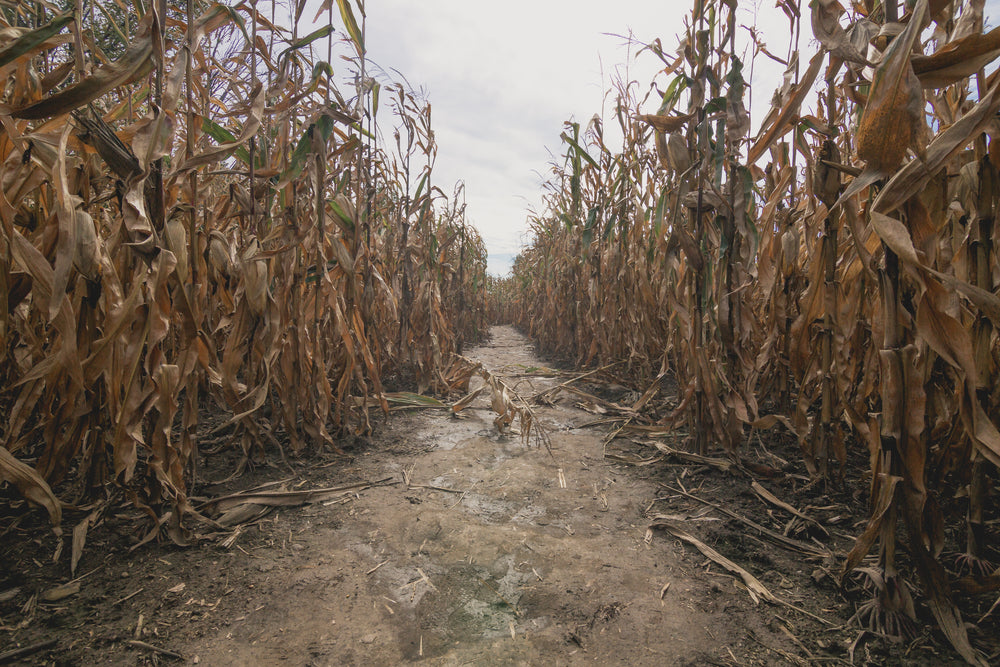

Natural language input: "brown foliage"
[0,2,488,544]
[493,0,1000,662]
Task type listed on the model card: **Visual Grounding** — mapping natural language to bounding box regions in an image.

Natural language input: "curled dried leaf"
[0,447,61,534]
[11,11,155,120]
[72,210,100,281]
[164,207,189,282]
[636,112,695,134]
[812,139,842,207]
[242,239,269,316]
[208,230,233,282]
[811,0,872,65]
[912,25,1000,88]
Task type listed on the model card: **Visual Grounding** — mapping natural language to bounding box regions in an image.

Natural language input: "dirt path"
[3,326,874,665]
[176,326,795,665]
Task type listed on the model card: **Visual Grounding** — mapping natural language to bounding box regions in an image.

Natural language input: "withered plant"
[0,0,488,545]
[495,1,1000,662]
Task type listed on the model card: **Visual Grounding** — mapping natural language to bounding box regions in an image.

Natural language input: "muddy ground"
[1,326,994,665]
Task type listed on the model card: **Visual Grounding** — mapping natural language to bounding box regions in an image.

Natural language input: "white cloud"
[355,1,1000,275]
[364,2,703,274]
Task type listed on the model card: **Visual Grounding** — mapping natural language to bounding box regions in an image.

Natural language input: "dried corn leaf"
[172,82,264,173]
[451,385,486,413]
[841,472,900,579]
[751,481,829,537]
[200,479,390,516]
[811,0,871,65]
[71,510,100,576]
[0,447,61,534]
[912,25,1000,88]
[637,112,695,134]
[11,11,155,120]
[40,581,79,602]
[747,51,825,165]
[0,13,74,69]
[869,211,921,265]
[648,518,776,604]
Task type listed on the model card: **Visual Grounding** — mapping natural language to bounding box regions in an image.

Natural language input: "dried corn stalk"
[494,0,1000,661]
[0,1,488,547]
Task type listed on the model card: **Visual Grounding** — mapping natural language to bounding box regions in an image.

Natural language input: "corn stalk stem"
[185,0,197,288]
[820,67,840,483]
[884,0,898,23]
[691,0,709,456]
[248,0,258,237]
[967,165,994,561]
[150,0,166,235]
[876,240,908,615]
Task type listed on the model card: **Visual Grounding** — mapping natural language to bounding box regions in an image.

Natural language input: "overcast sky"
[354,1,998,275]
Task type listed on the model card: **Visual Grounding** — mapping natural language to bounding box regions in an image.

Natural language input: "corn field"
[5,0,1000,662]
[0,0,488,543]
[494,0,1000,663]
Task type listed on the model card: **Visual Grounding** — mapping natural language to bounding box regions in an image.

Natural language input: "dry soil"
[0,326,976,666]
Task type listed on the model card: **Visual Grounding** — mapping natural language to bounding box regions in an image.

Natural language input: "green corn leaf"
[201,116,251,165]
[559,131,600,171]
[290,24,334,51]
[582,206,598,252]
[660,75,688,113]
[336,0,364,57]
